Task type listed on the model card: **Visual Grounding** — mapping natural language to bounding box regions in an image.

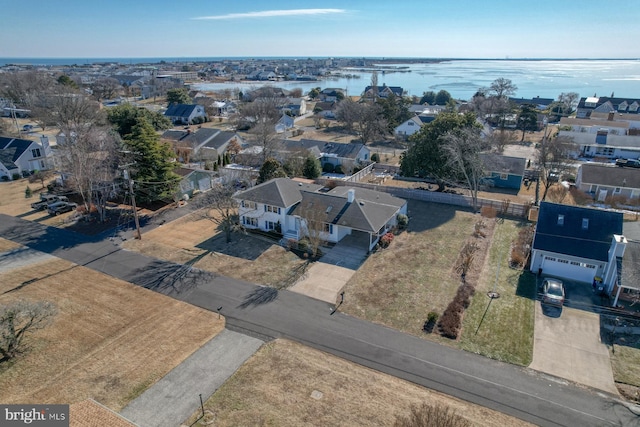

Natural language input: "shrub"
[423,311,439,333]
[1,176,8,182]
[397,214,409,229]
[322,163,335,173]
[371,152,380,162]
[326,180,338,190]
[480,206,497,218]
[394,402,470,427]
[334,164,344,174]
[12,173,20,181]
[438,300,464,339]
[379,232,394,248]
[509,224,534,268]
[25,186,32,198]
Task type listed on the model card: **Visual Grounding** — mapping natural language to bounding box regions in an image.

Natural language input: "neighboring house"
[174,167,214,199]
[163,104,206,124]
[235,178,407,251]
[161,128,243,162]
[394,116,423,138]
[362,84,404,99]
[509,96,554,110]
[275,114,295,133]
[313,101,337,119]
[319,88,344,102]
[273,139,370,173]
[530,202,625,290]
[0,135,52,180]
[281,98,306,116]
[575,163,640,201]
[558,115,640,159]
[479,154,526,190]
[576,96,640,119]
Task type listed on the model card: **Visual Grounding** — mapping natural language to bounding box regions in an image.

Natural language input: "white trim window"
[243,216,258,227]
[241,200,257,209]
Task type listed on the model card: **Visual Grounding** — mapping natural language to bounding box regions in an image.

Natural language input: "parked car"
[22,124,34,132]
[31,194,68,211]
[47,201,77,216]
[541,278,566,306]
[615,158,640,168]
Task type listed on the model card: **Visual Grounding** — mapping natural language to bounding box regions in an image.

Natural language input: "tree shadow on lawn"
[195,232,273,261]
[132,257,214,296]
[405,200,465,233]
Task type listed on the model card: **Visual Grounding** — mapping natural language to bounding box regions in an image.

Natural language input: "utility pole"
[123,168,142,240]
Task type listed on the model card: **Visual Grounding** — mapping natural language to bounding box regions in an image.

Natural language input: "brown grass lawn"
[0,245,223,411]
[186,339,532,427]
[122,211,308,287]
[341,201,479,335]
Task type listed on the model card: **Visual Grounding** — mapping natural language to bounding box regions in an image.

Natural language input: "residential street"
[1,214,639,427]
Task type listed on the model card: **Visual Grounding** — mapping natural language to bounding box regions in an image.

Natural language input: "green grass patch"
[458,220,536,366]
[610,343,640,387]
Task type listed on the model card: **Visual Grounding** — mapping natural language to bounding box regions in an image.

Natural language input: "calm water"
[194,59,640,101]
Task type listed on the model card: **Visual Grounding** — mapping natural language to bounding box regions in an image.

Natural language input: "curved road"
[0,214,638,427]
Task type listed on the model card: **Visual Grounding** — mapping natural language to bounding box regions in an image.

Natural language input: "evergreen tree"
[107,103,171,138]
[258,158,287,184]
[124,118,179,202]
[166,88,191,105]
[302,155,322,179]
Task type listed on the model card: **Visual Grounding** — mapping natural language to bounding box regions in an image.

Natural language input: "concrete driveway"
[529,300,618,394]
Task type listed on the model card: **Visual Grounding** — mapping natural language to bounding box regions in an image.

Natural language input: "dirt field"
[122,211,308,287]
[0,242,223,411]
[186,339,532,427]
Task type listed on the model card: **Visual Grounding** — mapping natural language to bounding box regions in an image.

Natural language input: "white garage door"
[541,256,597,283]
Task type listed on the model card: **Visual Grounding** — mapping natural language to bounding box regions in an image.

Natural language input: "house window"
[558,259,569,264]
[614,187,621,194]
[582,218,589,229]
[570,261,580,266]
[557,215,564,226]
[264,205,281,214]
[590,185,597,193]
[265,221,276,230]
[500,173,508,180]
[408,121,414,126]
[323,223,333,234]
[31,148,41,157]
[544,256,556,261]
[243,216,258,227]
[242,200,257,209]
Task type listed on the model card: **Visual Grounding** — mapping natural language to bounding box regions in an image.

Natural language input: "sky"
[1,0,639,59]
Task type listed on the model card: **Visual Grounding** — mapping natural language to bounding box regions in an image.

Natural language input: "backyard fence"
[317,177,531,219]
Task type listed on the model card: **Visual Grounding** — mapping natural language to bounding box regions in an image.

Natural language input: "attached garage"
[540,256,597,284]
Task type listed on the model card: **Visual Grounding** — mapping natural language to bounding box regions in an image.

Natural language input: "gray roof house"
[235,178,407,251]
[162,128,243,162]
[164,104,206,124]
[363,85,404,99]
[0,136,52,180]
[273,139,371,174]
[530,202,625,293]
[479,154,527,190]
[576,163,640,201]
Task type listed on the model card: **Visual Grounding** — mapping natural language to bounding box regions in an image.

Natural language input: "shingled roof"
[480,153,527,175]
[533,202,623,262]
[235,178,323,208]
[0,136,33,170]
[164,104,199,118]
[579,163,640,189]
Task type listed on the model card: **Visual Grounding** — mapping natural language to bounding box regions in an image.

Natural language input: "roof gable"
[0,136,35,169]
[533,202,623,261]
[235,178,322,208]
[164,104,199,117]
[480,153,526,175]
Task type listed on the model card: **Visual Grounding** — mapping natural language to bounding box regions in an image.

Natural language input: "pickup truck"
[31,194,68,211]
[615,158,640,168]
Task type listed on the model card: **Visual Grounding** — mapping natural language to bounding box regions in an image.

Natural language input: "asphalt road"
[1,214,638,427]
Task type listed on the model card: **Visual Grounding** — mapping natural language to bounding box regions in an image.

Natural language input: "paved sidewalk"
[120,329,263,427]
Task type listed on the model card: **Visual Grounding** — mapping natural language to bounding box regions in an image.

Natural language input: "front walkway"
[120,329,263,427]
[529,302,618,394]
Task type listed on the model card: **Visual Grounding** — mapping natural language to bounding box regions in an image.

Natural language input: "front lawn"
[459,220,536,366]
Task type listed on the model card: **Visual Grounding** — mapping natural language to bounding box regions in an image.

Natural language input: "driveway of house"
[529,300,618,394]
[290,233,369,304]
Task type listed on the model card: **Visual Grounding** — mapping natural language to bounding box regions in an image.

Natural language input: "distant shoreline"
[1,57,638,67]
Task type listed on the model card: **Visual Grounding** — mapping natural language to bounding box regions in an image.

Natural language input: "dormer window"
[557,215,564,225]
[582,218,589,230]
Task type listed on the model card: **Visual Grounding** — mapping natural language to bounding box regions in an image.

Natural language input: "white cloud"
[192,8,347,20]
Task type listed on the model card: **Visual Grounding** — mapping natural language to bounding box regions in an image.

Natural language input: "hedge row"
[438,283,475,339]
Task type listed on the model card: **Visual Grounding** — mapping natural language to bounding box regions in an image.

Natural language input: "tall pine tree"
[124,118,179,202]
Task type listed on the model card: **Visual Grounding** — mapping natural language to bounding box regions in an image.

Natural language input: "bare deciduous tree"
[442,128,489,212]
[196,181,241,243]
[394,403,470,427]
[0,300,57,362]
[241,96,284,162]
[537,135,578,202]
[91,77,122,101]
